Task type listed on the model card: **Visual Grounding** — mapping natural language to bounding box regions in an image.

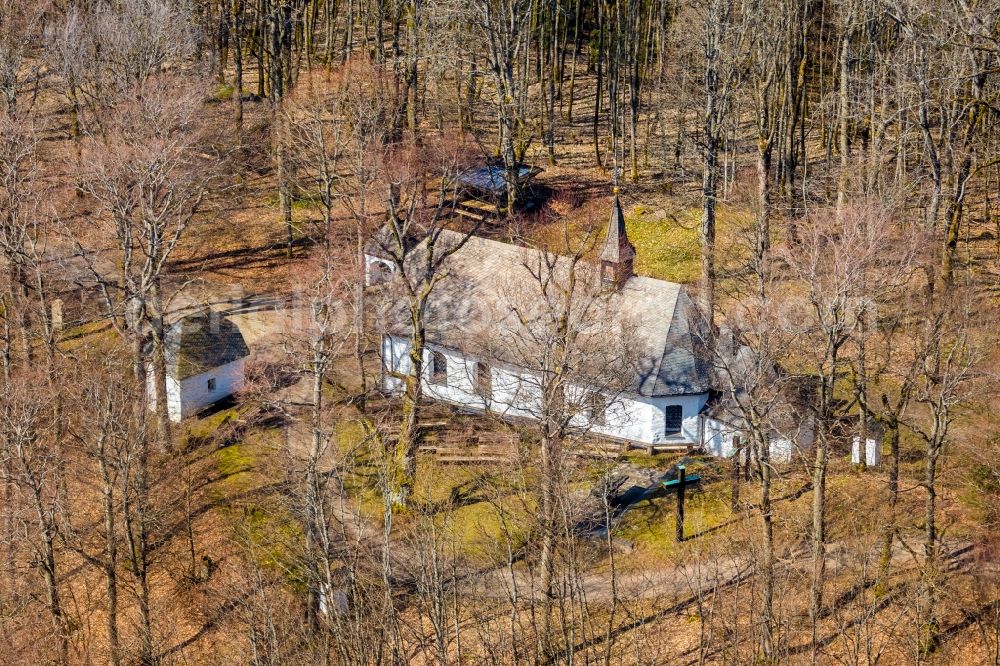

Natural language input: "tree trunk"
[758,430,775,660]
[730,438,741,512]
[921,435,943,656]
[810,430,828,664]
[393,304,425,505]
[835,30,850,217]
[404,0,418,132]
[276,127,294,258]
[149,282,172,449]
[30,488,68,664]
[700,135,718,321]
[538,428,558,661]
[122,427,154,665]
[592,9,604,168]
[876,422,900,591]
[700,1,724,323]
[233,0,245,132]
[98,438,122,666]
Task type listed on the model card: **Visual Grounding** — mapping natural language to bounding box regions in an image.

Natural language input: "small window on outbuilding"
[207,377,217,392]
[664,405,683,436]
[430,351,448,385]
[475,361,491,398]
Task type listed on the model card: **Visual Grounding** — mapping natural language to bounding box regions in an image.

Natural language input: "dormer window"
[366,257,395,286]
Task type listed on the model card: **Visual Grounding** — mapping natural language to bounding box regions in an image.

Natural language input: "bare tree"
[0,111,42,375]
[907,294,979,656]
[473,0,533,208]
[780,203,915,660]
[471,219,639,658]
[694,0,744,320]
[0,0,47,116]
[46,0,200,140]
[369,137,475,505]
[76,76,212,444]
[710,310,796,658]
[69,75,213,664]
[282,61,402,394]
[62,352,148,666]
[0,369,69,664]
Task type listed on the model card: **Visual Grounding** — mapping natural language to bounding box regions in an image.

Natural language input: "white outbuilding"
[147,310,250,422]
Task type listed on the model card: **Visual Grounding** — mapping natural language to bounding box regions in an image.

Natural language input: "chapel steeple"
[599,190,636,287]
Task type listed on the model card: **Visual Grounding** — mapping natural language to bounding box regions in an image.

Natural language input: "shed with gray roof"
[147,309,250,422]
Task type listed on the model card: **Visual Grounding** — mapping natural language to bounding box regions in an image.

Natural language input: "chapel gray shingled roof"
[166,310,250,380]
[380,230,711,397]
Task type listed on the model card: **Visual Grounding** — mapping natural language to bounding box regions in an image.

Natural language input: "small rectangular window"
[664,405,683,435]
[430,351,448,385]
[207,377,217,392]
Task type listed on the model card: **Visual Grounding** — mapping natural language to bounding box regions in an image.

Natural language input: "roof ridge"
[438,229,686,290]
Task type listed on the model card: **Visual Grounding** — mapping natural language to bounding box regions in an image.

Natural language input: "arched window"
[430,351,448,385]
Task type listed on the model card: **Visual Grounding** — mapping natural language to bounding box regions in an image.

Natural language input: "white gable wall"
[177,358,246,420]
[148,358,246,423]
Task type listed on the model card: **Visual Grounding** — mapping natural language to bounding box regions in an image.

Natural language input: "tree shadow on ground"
[569,566,754,655]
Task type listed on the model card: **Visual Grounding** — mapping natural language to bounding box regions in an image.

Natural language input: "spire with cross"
[599,186,636,287]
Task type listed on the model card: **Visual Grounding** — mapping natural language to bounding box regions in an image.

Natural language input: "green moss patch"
[614,481,733,557]
[208,429,306,585]
[186,408,240,445]
[626,209,702,284]
[214,442,256,486]
[444,496,533,560]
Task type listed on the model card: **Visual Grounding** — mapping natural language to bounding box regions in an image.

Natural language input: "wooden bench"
[427,444,514,464]
[571,444,623,459]
[455,206,487,222]
[478,444,516,459]
[455,198,504,221]
[439,455,511,464]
